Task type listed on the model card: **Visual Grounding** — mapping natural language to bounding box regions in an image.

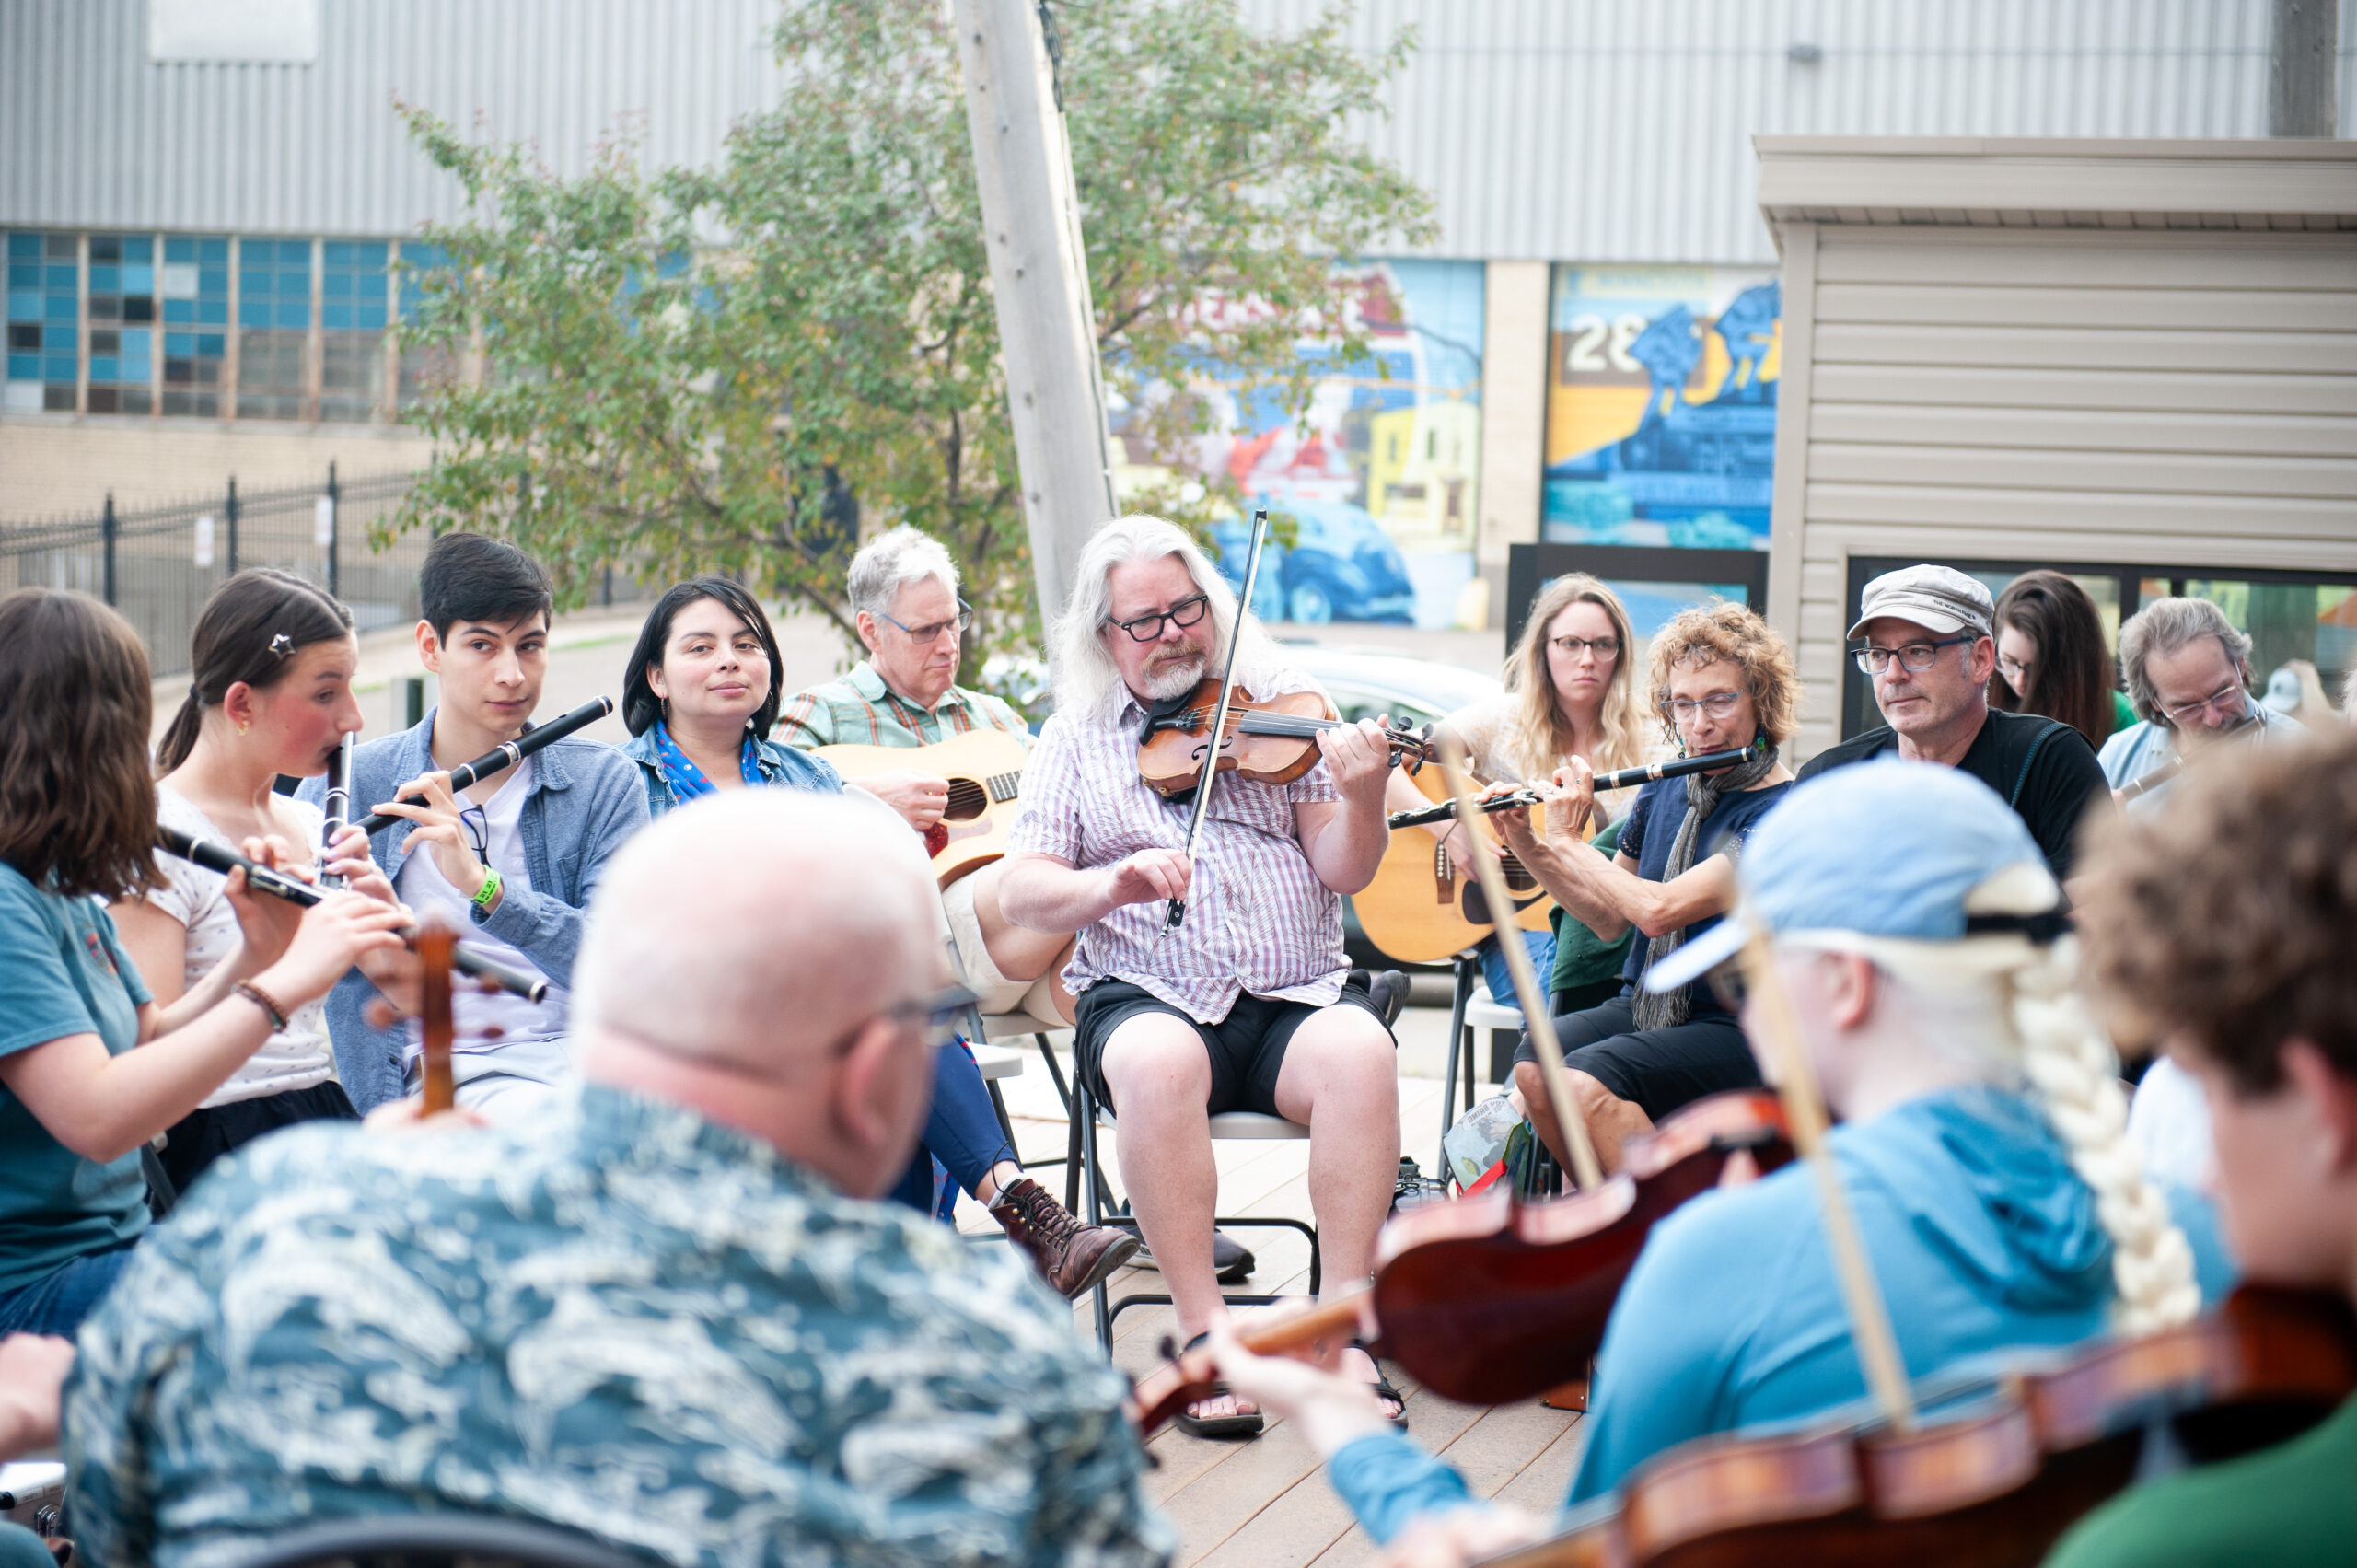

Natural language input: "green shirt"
[2044,1390,2357,1568]
[774,661,1031,750]
[0,864,152,1294]
[1548,818,1634,994]
[2109,689,2138,737]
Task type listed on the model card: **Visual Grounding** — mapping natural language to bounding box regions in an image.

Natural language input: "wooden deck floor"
[958,1010,1584,1565]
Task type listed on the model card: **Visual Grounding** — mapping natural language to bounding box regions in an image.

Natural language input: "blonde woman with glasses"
[1383,574,1653,1010]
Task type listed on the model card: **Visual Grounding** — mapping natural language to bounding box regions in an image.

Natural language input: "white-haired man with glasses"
[997,515,1409,1440]
[1799,564,2107,880]
[2096,596,2303,810]
[777,524,1076,1029]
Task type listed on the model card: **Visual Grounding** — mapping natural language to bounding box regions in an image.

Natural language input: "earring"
[236,720,250,736]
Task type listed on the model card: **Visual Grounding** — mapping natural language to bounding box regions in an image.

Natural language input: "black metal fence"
[0,469,653,679]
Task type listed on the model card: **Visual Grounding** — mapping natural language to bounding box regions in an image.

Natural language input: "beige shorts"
[941,874,1068,1028]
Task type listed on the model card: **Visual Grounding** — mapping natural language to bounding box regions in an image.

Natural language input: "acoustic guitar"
[817,728,1030,889]
[1354,763,1558,965]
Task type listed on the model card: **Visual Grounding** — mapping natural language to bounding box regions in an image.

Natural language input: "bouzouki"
[819,728,1032,888]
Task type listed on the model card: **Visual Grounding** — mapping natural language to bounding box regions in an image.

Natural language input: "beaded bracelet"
[233,979,289,1033]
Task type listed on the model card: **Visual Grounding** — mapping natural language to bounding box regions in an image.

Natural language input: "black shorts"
[1073,976,1391,1119]
[157,1079,359,1198]
[1513,993,1759,1123]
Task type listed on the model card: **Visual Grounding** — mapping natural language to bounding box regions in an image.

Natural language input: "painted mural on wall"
[1541,266,1781,551]
[1109,259,1486,629]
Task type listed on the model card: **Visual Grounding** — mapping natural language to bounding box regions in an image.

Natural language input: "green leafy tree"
[390,0,1433,662]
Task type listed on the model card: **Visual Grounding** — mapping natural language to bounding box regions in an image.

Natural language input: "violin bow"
[1436,737,1606,1192]
[1735,923,1917,1430]
[1163,505,1271,934]
[417,918,458,1115]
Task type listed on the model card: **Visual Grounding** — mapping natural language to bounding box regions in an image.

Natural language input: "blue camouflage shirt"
[64,1084,1174,1568]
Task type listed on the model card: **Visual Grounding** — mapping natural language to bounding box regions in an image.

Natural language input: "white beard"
[1139,650,1208,703]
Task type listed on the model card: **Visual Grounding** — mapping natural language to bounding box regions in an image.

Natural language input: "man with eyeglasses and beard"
[1799,564,2108,881]
[996,516,1408,1440]
[2096,595,2304,812]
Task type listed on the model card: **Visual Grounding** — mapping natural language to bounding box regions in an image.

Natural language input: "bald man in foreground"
[63,793,1175,1568]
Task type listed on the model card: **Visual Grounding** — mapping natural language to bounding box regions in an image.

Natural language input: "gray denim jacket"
[296,710,650,1111]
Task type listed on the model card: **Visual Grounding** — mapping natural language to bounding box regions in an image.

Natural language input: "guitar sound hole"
[1501,856,1538,894]
[944,779,989,821]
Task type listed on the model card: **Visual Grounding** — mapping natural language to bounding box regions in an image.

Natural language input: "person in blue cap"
[1205,761,2235,1565]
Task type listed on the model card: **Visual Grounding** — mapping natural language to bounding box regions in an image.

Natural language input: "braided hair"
[2000,934,2201,1336]
[1866,919,2199,1337]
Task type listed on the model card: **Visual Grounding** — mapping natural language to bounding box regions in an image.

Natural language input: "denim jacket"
[618,726,842,817]
[296,710,650,1110]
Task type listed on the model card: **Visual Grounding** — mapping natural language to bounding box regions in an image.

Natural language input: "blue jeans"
[887,1040,1020,1219]
[0,1242,135,1336]
[1478,927,1556,1010]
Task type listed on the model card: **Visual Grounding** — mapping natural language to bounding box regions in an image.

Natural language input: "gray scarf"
[1632,743,1779,1030]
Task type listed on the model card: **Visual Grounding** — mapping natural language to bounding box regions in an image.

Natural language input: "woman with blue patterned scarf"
[617,578,1137,1296]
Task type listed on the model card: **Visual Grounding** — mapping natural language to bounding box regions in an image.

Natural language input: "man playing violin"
[997,514,1408,1438]
[1209,761,2231,1563]
[2050,727,2357,1568]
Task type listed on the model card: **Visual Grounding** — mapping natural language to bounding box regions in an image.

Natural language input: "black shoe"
[1129,1229,1256,1283]
[1367,969,1411,1028]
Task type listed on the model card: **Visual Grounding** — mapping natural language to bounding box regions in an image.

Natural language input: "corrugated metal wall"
[1242,0,2353,261]
[0,0,786,236]
[2,0,2351,255]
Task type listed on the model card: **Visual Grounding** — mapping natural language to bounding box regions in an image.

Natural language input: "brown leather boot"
[991,1177,1140,1297]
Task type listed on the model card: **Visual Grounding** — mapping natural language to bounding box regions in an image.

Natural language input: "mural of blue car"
[1210,499,1417,624]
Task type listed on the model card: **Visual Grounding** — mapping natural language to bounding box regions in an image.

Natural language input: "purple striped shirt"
[1005,674,1346,1023]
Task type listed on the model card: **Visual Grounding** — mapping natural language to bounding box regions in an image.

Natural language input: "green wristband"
[471,865,504,912]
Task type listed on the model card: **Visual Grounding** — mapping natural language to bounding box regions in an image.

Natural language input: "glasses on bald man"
[830,981,981,1058]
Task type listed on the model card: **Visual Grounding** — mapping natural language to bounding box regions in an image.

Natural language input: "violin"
[417,919,457,1114]
[1128,1090,1793,1433]
[1137,675,1438,798]
[1473,1284,2357,1568]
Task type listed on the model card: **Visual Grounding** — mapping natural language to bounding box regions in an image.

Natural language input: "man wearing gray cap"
[1800,563,2108,879]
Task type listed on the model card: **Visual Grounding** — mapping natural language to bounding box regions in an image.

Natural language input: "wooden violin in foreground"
[1474,1284,2357,1568]
[1129,1090,1794,1434]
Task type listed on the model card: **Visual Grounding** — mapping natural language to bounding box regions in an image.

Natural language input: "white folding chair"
[977,1010,1078,1185]
[1074,1077,1319,1352]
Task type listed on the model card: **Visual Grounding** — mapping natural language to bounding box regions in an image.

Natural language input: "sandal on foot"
[1173,1332,1264,1440]
[1351,1338,1409,1428]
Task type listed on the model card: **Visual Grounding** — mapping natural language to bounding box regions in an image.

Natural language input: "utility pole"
[2269,0,2339,137]
[955,0,1119,628]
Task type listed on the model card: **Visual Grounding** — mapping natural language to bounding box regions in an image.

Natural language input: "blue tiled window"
[85,235,155,414]
[6,232,79,412]
[0,231,441,424]
[161,236,230,415]
[395,242,453,412]
[238,236,312,420]
[320,240,389,421]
